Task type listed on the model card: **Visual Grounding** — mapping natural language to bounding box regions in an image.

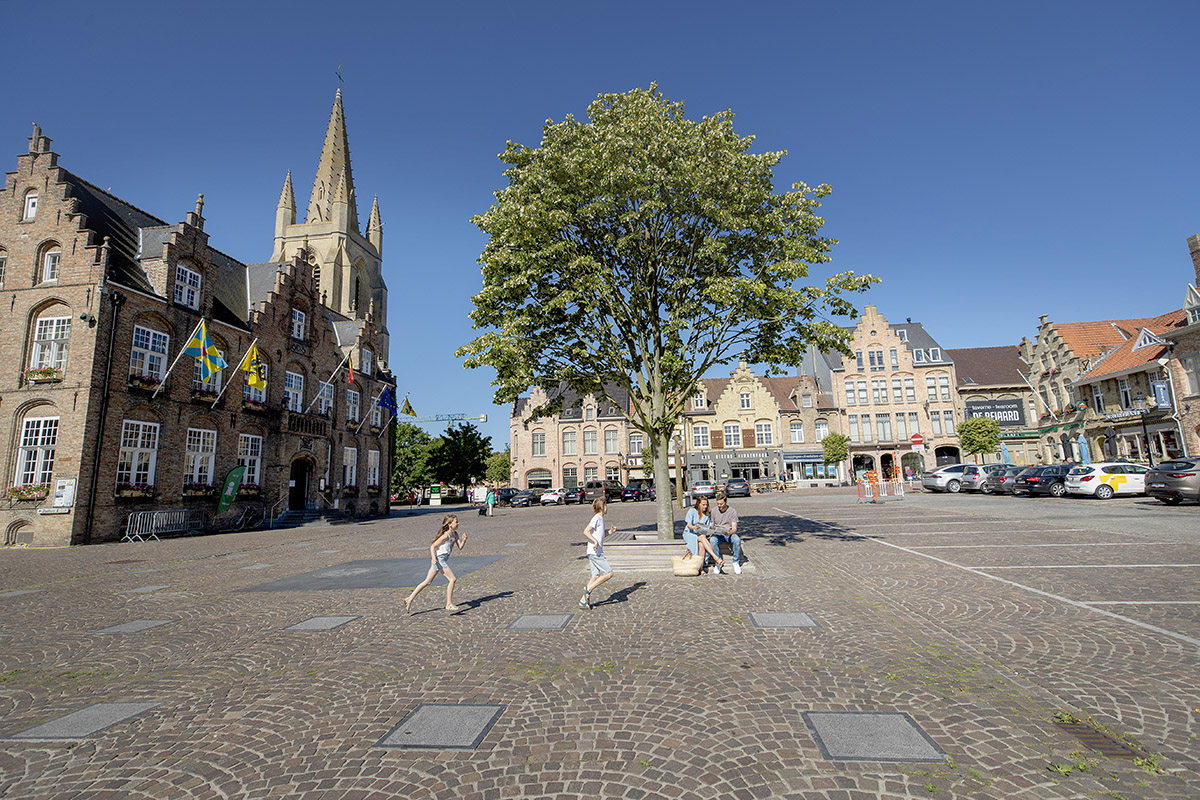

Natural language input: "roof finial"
[196,193,205,216]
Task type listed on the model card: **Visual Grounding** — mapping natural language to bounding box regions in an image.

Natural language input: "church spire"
[367,195,382,256]
[305,88,359,231]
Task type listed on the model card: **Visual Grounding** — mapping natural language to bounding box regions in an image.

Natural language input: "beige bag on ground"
[671,549,702,576]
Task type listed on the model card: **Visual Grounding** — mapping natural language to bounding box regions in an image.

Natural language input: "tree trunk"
[651,432,675,541]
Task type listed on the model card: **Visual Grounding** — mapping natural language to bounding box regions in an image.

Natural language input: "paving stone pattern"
[0,494,1197,798]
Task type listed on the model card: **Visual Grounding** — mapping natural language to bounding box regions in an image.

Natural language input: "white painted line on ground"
[915,542,1174,550]
[776,509,1200,649]
[862,530,1089,537]
[842,520,1012,527]
[1085,601,1200,605]
[972,564,1200,570]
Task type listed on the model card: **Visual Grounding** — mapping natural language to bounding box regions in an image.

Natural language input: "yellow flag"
[400,396,416,416]
[239,343,267,391]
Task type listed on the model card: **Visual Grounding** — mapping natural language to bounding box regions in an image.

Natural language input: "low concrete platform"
[603,538,755,573]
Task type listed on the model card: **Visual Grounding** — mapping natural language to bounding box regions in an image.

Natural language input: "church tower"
[270,89,389,354]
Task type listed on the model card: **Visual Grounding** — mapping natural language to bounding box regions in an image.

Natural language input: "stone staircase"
[271,508,350,529]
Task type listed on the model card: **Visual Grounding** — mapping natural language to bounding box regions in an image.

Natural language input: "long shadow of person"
[592,581,648,607]
[452,590,514,613]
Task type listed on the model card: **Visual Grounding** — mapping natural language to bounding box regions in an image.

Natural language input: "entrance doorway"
[934,446,961,466]
[901,452,925,480]
[289,459,313,510]
[852,454,875,482]
[880,453,896,481]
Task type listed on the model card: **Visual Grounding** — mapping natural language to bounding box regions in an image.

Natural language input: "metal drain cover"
[1055,721,1138,759]
[803,712,947,762]
[749,612,820,628]
[285,616,359,631]
[376,704,504,750]
[89,620,174,635]
[2,702,161,741]
[507,614,572,630]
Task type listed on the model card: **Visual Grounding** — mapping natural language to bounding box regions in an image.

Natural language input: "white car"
[1065,463,1150,499]
[921,464,968,493]
[539,487,567,505]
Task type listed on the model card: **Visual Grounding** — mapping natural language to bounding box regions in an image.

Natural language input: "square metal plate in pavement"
[802,712,947,762]
[749,612,820,628]
[285,615,359,631]
[376,704,504,750]
[507,614,572,630]
[238,556,505,592]
[2,702,161,741]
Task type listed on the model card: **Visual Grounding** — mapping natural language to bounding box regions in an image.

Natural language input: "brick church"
[0,91,395,546]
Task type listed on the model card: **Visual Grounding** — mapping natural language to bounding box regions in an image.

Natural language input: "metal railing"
[122,509,208,542]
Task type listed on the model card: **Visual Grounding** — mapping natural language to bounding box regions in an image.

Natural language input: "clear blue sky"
[4,1,1198,448]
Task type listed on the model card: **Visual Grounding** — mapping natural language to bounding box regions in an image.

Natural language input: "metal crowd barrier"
[122,509,208,542]
[856,481,905,504]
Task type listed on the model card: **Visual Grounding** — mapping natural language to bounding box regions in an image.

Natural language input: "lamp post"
[1133,393,1154,468]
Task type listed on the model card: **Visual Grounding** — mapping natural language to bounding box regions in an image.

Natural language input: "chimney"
[1188,234,1200,287]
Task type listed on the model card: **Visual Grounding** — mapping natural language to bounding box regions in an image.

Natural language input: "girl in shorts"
[405,514,466,613]
[579,497,616,609]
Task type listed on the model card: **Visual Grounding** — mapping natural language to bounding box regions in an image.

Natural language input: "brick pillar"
[1189,234,1200,286]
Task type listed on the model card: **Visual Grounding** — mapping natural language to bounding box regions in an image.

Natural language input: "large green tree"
[822,433,850,479]
[428,422,492,494]
[392,423,435,494]
[457,86,876,538]
[957,416,1001,462]
[485,450,513,485]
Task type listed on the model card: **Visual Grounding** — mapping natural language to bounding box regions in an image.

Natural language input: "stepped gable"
[1053,316,1158,360]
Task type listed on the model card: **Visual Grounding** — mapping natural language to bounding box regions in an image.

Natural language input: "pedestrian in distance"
[404,514,467,613]
[579,497,616,609]
[684,495,725,574]
[486,487,495,516]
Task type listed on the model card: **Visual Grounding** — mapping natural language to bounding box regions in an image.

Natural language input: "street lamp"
[1133,393,1154,468]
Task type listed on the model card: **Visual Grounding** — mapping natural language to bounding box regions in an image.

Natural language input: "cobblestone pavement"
[1,492,1198,799]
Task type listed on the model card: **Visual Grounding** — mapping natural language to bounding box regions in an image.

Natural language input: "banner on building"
[964,399,1026,427]
[1152,380,1171,409]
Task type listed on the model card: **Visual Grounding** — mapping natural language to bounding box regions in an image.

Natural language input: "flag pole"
[356,388,385,434]
[377,414,396,441]
[303,349,351,416]
[210,337,258,408]
[152,318,205,399]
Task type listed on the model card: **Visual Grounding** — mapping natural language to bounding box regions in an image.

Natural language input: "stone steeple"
[367,195,382,256]
[274,170,296,244]
[305,88,358,231]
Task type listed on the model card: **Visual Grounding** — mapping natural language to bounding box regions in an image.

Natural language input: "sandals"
[445,604,460,612]
[579,587,592,610]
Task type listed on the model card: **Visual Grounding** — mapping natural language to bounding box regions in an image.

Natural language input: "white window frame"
[23,191,37,220]
[913,349,925,363]
[174,264,201,309]
[31,316,71,371]
[238,434,262,486]
[908,411,920,435]
[790,422,804,443]
[1092,384,1104,414]
[583,429,597,455]
[692,392,706,410]
[117,420,159,488]
[604,427,619,454]
[724,423,741,448]
[858,381,868,405]
[360,347,373,376]
[628,433,644,453]
[929,348,941,362]
[890,349,899,368]
[801,394,813,408]
[562,429,576,456]
[848,414,859,443]
[371,402,382,427]
[897,329,908,342]
[531,432,546,457]
[905,378,916,402]
[896,414,907,440]
[584,465,598,482]
[815,421,829,441]
[41,249,60,283]
[876,414,892,442]
[192,357,222,394]
[284,371,304,411]
[939,375,951,401]
[347,388,361,422]
[1118,378,1132,409]
[755,422,773,446]
[343,447,358,487]
[367,449,380,487]
[15,416,58,487]
[926,377,938,402]
[130,325,169,381]
[740,391,751,410]
[860,414,872,442]
[931,412,943,436]
[317,381,334,416]
[0,250,8,286]
[943,409,956,435]
[184,428,217,487]
[692,424,710,449]
[845,379,856,405]
[291,309,306,340]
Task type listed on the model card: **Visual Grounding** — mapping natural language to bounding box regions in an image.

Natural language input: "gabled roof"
[1075,310,1188,383]
[66,173,165,293]
[1052,317,1158,360]
[945,346,1027,387]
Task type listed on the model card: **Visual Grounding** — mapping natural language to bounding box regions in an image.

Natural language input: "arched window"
[130,324,170,383]
[22,191,37,221]
[184,427,217,488]
[30,308,71,373]
[38,242,62,283]
[0,246,7,287]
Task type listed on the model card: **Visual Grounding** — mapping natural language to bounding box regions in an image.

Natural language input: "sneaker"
[712,564,722,575]
[732,562,742,575]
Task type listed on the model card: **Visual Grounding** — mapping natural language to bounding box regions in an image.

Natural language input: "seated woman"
[683,496,725,574]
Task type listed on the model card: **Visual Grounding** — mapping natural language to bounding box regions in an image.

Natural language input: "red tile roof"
[1076,310,1188,382]
[1053,317,1159,360]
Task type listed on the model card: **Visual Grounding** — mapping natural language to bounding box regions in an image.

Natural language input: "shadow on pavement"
[738,515,857,546]
[457,590,514,612]
[593,581,648,607]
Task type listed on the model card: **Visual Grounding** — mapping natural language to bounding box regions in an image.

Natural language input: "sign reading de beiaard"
[964,399,1026,427]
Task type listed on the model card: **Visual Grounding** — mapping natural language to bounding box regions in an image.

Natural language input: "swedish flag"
[183,320,227,382]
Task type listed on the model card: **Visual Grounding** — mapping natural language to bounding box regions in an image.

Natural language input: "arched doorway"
[934,446,960,466]
[527,469,552,490]
[901,452,925,480]
[880,453,896,481]
[289,457,314,510]
[852,454,875,482]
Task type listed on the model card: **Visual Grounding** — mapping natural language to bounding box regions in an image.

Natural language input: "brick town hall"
[0,91,395,546]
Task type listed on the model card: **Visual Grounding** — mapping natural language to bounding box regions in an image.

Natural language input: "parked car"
[509,490,536,507]
[493,487,520,507]
[563,486,588,504]
[583,480,624,502]
[540,487,567,505]
[1022,463,1072,497]
[723,477,751,498]
[690,480,716,498]
[1011,466,1045,495]
[921,464,968,493]
[1066,462,1150,499]
[1145,459,1200,505]
[984,466,1024,495]
[644,483,675,501]
[961,464,1007,493]
[621,483,649,502]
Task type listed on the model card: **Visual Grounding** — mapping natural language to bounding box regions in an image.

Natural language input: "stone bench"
[601,533,753,573]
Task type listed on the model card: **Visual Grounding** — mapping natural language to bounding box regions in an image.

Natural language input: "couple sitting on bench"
[683,493,742,575]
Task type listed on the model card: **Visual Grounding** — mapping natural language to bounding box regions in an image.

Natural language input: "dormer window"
[896,329,908,342]
[22,191,37,221]
[692,392,705,410]
[928,348,941,362]
[913,349,926,363]
[291,309,306,340]
[174,264,201,309]
[360,347,373,376]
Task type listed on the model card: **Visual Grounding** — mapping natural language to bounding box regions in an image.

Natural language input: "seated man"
[708,492,743,575]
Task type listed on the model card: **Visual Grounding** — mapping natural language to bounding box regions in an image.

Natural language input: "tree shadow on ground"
[592,581,648,607]
[732,515,859,547]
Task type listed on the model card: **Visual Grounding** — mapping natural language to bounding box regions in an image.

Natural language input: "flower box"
[9,484,49,501]
[25,367,62,383]
[183,483,215,497]
[115,484,154,499]
[191,389,220,403]
[237,484,260,497]
[242,399,270,413]
[342,485,359,497]
[367,484,382,495]
[346,419,360,429]
[369,425,382,436]
[129,374,164,393]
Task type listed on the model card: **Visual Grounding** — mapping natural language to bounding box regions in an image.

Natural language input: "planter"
[9,487,48,501]
[242,400,270,413]
[183,487,215,498]
[367,485,382,495]
[236,487,260,498]
[191,390,220,404]
[25,368,62,383]
[129,375,164,393]
[115,488,154,500]
[346,420,360,430]
[342,486,359,497]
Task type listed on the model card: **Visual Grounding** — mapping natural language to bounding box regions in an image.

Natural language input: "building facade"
[1161,234,1200,458]
[948,346,1040,465]
[510,386,635,490]
[0,95,394,547]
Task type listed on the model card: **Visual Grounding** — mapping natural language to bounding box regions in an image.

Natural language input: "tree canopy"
[458,85,876,537]
[392,423,435,492]
[822,433,850,468]
[485,451,513,485]
[957,416,1001,461]
[427,422,492,492]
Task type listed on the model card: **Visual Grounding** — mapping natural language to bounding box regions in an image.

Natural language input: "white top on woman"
[585,513,606,557]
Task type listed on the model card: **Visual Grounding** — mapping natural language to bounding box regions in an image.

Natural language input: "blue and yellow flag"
[379,387,398,414]
[183,320,227,382]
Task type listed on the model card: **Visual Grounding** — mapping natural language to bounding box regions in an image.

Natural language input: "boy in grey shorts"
[580,497,616,609]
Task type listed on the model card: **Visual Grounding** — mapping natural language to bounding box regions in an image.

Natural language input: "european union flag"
[379,387,398,413]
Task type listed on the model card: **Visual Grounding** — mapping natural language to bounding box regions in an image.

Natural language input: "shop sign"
[965,399,1026,427]
[1153,381,1171,409]
[783,452,824,463]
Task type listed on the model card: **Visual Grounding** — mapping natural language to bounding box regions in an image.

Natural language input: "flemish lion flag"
[239,342,267,392]
[400,396,416,417]
[183,320,227,382]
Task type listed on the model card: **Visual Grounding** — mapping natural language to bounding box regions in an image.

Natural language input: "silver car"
[961,464,1007,493]
[921,464,968,493]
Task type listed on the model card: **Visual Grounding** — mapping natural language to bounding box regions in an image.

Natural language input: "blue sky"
[4,1,1198,448]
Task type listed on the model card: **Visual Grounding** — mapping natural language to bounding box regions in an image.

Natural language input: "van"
[583,480,623,502]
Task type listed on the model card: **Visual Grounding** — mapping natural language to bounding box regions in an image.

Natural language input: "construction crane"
[399,412,488,425]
